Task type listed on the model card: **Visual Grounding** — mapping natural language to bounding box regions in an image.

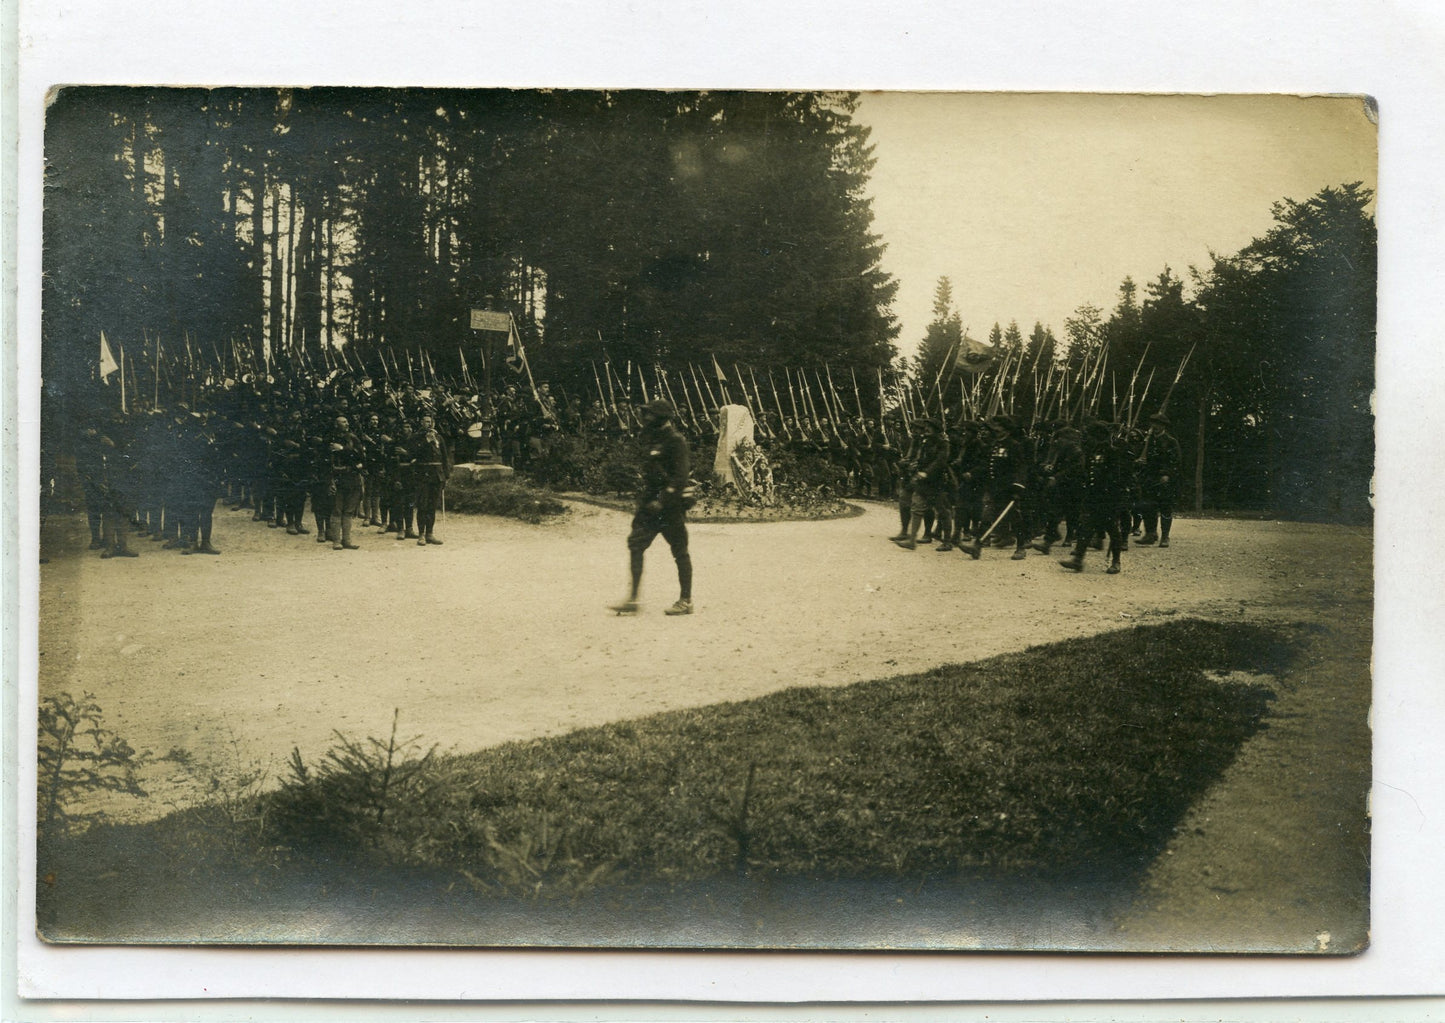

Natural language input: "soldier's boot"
[1106,558,1121,574]
[197,541,221,555]
[1028,540,1052,555]
[1058,552,1085,572]
[404,529,419,539]
[1118,537,1130,552]
[425,534,442,545]
[664,598,694,616]
[1136,533,1158,546]
[1158,536,1170,548]
[610,598,640,615]
[1010,546,1028,561]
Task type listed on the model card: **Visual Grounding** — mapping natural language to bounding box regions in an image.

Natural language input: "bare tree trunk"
[251,157,267,357]
[1194,386,1208,512]
[325,213,335,350]
[268,181,282,361]
[284,184,298,356]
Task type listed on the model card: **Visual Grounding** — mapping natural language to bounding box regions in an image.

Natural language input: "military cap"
[641,398,676,420]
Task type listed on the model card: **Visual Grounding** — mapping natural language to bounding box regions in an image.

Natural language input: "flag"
[505,315,526,374]
[99,332,119,383]
[711,353,727,385]
[955,336,997,374]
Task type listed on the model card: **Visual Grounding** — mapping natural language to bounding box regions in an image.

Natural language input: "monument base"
[452,462,515,482]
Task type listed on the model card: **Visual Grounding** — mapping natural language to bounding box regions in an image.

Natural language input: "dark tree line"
[911,183,1375,523]
[42,86,900,417]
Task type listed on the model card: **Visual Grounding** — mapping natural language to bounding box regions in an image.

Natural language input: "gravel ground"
[35,499,1373,950]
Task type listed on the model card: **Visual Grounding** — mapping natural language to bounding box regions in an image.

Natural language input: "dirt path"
[36,500,1372,948]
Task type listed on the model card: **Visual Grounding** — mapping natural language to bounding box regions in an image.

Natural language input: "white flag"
[99,331,119,382]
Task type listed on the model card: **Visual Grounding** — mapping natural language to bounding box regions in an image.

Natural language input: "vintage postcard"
[16,0,1445,1014]
[29,86,1376,957]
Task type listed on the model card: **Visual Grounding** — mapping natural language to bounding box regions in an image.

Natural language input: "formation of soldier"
[886,410,1183,574]
[71,374,478,558]
[64,348,1183,575]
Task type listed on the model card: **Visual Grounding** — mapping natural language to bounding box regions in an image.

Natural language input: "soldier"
[73,412,111,551]
[1136,412,1182,548]
[892,418,950,551]
[327,414,365,551]
[275,410,311,535]
[1058,419,1129,574]
[361,411,386,527]
[178,412,223,555]
[96,410,140,558]
[1030,423,1083,557]
[981,415,1033,560]
[411,412,451,545]
[610,399,694,616]
[309,427,335,543]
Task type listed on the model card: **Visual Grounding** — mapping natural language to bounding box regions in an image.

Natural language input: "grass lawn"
[38,619,1299,947]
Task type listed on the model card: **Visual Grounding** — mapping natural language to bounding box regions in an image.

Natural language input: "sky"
[855,93,1378,359]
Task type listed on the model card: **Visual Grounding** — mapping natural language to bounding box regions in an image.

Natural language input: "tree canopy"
[42,87,901,411]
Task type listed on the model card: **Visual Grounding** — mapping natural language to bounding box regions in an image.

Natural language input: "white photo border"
[7,0,1445,1015]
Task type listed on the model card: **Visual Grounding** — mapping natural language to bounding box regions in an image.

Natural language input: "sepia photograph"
[26,85,1379,956]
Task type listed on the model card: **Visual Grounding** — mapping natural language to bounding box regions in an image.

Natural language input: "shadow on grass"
[38,619,1295,949]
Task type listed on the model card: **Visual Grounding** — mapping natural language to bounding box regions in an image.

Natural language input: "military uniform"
[411,416,451,545]
[1059,421,1129,574]
[1136,413,1182,547]
[613,400,693,615]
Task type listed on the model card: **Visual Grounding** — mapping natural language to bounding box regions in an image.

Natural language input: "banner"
[955,336,997,374]
[99,331,119,382]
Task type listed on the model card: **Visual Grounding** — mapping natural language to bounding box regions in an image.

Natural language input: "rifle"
[735,364,771,438]
[1155,341,1197,416]
[849,366,866,420]
[768,370,793,440]
[785,370,803,435]
[747,365,773,438]
[683,365,716,429]
[695,361,721,412]
[813,369,844,442]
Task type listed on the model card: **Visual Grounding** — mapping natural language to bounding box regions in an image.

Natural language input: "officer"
[611,399,694,616]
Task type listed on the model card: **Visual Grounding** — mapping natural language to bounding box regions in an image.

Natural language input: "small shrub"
[269,710,438,860]
[163,729,271,861]
[444,477,570,523]
[37,692,149,837]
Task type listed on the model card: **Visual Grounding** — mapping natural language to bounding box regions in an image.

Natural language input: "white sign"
[470,309,511,332]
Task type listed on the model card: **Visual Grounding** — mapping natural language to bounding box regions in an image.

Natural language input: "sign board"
[470,309,511,332]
